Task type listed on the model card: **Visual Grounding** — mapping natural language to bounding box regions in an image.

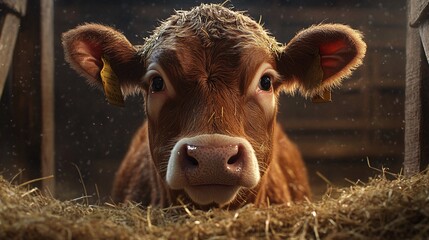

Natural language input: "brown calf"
[62,4,366,209]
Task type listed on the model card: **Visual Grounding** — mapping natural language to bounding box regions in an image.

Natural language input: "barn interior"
[0,0,406,203]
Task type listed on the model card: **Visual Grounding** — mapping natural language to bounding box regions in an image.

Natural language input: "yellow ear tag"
[100,56,125,107]
[312,89,332,103]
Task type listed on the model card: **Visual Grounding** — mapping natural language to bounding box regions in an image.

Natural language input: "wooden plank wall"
[0,0,55,193]
[272,7,406,163]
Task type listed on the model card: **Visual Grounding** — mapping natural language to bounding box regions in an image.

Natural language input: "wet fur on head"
[140,4,282,64]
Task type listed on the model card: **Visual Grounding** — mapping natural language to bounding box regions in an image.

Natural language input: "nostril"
[187,156,199,166]
[227,145,242,165]
[184,145,199,167]
[227,152,240,165]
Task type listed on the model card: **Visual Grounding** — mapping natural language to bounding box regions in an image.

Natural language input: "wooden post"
[0,0,27,98]
[405,0,423,176]
[418,21,429,174]
[405,0,429,176]
[10,0,43,185]
[40,0,55,194]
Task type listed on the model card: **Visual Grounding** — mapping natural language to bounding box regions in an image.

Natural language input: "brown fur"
[62,3,366,209]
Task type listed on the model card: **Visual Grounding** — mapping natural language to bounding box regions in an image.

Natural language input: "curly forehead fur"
[140,3,282,59]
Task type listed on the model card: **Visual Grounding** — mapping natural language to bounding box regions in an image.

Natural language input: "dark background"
[0,0,406,201]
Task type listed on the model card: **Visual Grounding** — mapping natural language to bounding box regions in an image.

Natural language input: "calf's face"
[62,4,365,207]
[145,34,279,205]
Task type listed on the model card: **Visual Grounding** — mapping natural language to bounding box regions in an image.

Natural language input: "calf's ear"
[62,23,144,99]
[277,24,366,98]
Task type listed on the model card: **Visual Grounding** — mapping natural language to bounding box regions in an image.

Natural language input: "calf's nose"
[182,144,244,185]
[166,134,260,193]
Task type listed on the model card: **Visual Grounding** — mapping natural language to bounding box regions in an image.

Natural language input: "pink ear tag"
[312,89,332,103]
[100,56,125,107]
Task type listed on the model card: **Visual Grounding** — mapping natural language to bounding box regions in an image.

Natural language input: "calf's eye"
[151,76,165,93]
[259,75,272,91]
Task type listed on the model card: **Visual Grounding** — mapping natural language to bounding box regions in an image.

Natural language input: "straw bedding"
[0,170,428,239]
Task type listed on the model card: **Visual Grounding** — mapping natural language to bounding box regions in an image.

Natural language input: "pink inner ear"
[319,39,351,80]
[319,40,347,55]
[73,40,103,80]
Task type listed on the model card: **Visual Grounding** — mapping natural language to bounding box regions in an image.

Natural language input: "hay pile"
[1,172,428,239]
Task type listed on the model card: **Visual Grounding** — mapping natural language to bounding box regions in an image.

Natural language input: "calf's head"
[62,4,366,207]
